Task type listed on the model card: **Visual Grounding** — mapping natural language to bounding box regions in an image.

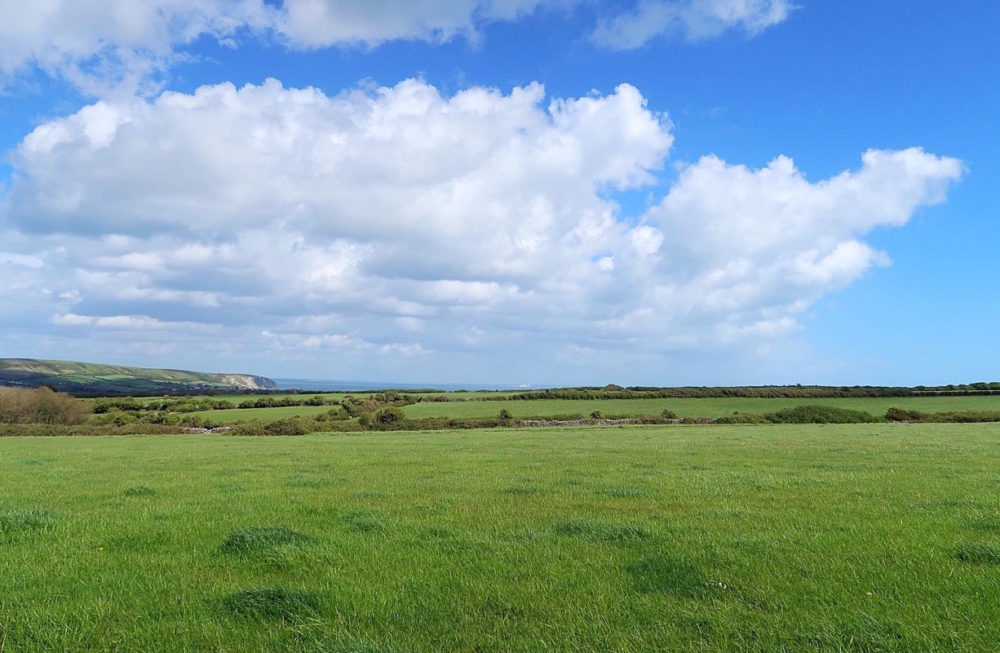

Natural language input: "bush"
[499,409,514,420]
[766,405,880,424]
[714,406,879,425]
[374,407,405,425]
[886,407,1000,423]
[0,387,90,425]
[233,419,308,436]
[92,410,138,426]
[886,407,927,422]
[714,412,770,425]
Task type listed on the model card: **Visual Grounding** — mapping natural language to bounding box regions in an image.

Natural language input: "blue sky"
[0,1,996,386]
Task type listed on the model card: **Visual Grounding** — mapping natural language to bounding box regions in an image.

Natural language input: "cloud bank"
[0,79,963,378]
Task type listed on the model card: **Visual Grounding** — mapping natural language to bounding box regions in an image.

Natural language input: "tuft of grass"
[220,526,310,554]
[504,485,545,495]
[596,485,648,498]
[553,519,651,543]
[123,485,156,497]
[0,508,53,534]
[292,632,396,653]
[954,542,1000,564]
[342,510,387,533]
[968,517,1000,532]
[627,556,706,596]
[284,475,329,488]
[423,526,456,540]
[223,587,321,620]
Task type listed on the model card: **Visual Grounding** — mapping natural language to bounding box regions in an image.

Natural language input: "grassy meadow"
[402,395,1000,420]
[185,405,339,423]
[136,393,351,406]
[145,394,1000,425]
[2,424,1000,650]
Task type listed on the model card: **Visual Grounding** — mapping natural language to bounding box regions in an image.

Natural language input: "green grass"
[1,424,999,650]
[403,395,1000,420]
[185,405,340,422]
[148,393,349,406]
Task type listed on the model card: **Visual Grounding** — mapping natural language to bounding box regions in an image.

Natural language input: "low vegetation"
[0,387,90,425]
[7,390,1000,437]
[2,424,999,649]
[714,405,882,424]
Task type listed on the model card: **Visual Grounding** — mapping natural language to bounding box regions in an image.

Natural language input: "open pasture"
[402,394,1000,420]
[129,393,349,406]
[185,405,338,423]
[2,424,999,650]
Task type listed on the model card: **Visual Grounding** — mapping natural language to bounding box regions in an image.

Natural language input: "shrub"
[715,405,880,425]
[499,409,514,420]
[233,419,308,436]
[374,407,405,425]
[886,407,927,422]
[766,405,880,424]
[0,387,90,425]
[714,412,770,425]
[887,408,1000,423]
[92,410,138,427]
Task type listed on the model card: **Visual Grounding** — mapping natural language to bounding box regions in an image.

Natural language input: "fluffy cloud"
[275,0,557,48]
[617,148,962,344]
[0,1,792,93]
[0,0,561,92]
[0,79,963,378]
[6,79,670,276]
[593,0,795,49]
[0,1,273,94]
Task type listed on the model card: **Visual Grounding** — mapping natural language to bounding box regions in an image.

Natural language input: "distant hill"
[0,358,277,396]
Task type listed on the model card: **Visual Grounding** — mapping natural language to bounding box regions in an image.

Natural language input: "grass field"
[121,394,1000,426]
[185,405,339,422]
[167,395,1000,425]
[129,393,349,406]
[2,424,999,650]
[403,395,1000,420]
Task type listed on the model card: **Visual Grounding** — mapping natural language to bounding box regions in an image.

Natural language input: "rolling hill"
[0,358,277,396]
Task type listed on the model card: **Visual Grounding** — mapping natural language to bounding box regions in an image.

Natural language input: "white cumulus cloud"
[0,79,964,378]
[275,0,557,48]
[0,1,794,93]
[0,0,274,94]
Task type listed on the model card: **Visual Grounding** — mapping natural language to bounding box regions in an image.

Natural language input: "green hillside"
[0,359,276,396]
